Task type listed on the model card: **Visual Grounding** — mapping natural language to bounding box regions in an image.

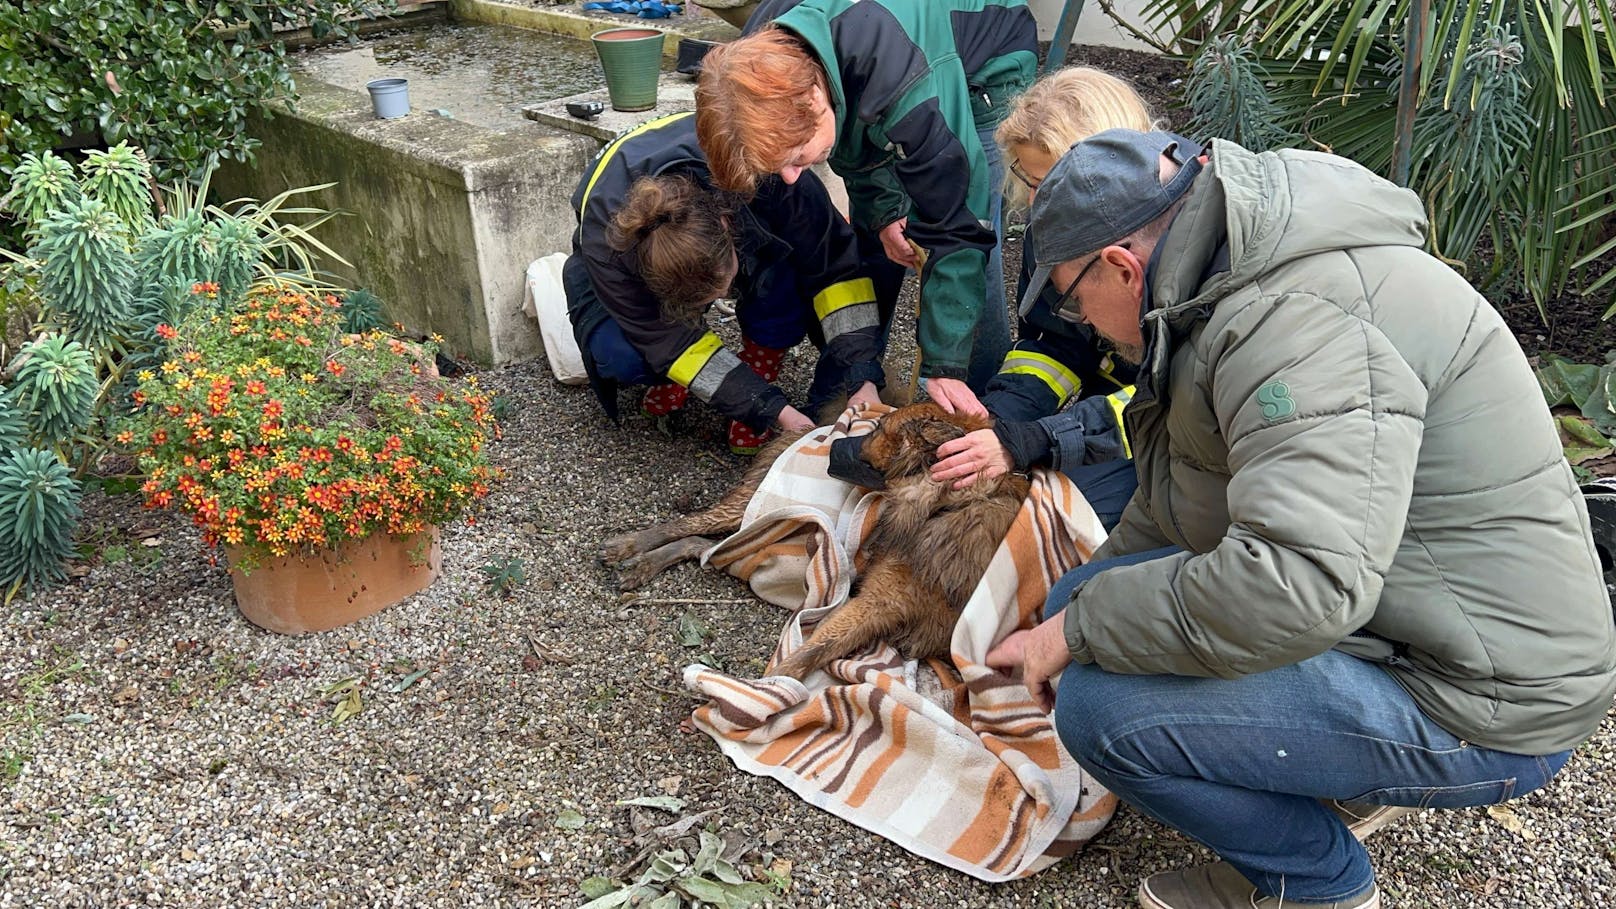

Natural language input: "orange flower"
[155,323,178,340]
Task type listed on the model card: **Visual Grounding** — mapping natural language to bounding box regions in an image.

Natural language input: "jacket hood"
[1152,139,1429,320]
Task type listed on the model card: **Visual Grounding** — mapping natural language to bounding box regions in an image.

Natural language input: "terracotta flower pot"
[226,529,441,634]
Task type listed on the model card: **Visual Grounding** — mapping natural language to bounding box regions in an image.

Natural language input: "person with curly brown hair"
[564,113,886,454]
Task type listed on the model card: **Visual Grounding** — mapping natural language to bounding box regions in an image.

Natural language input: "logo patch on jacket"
[1256,380,1296,421]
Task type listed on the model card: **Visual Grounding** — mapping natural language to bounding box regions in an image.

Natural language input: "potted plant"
[120,283,499,633]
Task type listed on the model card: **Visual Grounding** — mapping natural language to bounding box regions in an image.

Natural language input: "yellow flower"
[301,373,317,384]
[161,361,180,375]
[138,370,155,382]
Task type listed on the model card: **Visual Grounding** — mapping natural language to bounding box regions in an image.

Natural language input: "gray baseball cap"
[1019,129,1204,316]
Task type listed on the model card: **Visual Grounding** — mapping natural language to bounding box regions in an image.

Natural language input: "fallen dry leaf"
[1486,804,1536,840]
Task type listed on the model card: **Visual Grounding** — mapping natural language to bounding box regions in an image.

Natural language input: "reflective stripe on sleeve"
[812,278,877,320]
[687,345,746,402]
[813,278,880,343]
[999,350,1081,405]
[667,332,725,388]
[1108,385,1135,459]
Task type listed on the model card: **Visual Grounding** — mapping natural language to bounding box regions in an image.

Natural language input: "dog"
[599,403,1031,679]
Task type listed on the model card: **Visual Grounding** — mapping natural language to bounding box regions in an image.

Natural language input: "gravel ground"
[4,207,1615,909]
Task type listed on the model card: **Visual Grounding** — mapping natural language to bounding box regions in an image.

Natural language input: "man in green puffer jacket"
[987,129,1616,909]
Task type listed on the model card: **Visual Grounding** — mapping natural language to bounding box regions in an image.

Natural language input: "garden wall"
[215,79,596,366]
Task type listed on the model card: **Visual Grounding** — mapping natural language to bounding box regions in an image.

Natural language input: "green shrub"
[1122,1,1616,315]
[0,147,352,599]
[8,334,97,449]
[338,288,386,334]
[0,448,82,600]
[0,0,394,190]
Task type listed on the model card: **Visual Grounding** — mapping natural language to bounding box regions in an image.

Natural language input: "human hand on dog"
[932,429,1012,489]
[986,613,1071,714]
[925,377,988,418]
[848,381,882,410]
[775,405,816,433]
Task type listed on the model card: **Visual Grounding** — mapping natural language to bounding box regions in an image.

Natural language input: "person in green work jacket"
[988,129,1616,909]
[695,0,1039,418]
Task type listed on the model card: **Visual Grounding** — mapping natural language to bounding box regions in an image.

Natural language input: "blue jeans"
[1043,551,1572,902]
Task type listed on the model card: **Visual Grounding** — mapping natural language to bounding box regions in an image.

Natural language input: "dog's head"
[859,402,993,481]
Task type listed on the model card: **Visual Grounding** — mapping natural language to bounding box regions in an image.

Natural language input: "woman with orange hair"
[696,0,1039,418]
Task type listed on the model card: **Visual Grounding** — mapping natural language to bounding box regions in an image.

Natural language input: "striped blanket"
[681,403,1118,882]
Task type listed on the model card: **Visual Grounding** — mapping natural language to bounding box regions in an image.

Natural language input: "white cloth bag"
[523,253,588,385]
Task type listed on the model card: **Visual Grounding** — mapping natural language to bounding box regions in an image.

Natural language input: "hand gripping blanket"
[681,404,1118,882]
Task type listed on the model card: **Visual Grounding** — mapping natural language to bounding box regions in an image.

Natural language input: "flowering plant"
[122,285,499,566]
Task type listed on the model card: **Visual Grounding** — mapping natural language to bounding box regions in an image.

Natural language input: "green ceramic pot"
[591,28,666,113]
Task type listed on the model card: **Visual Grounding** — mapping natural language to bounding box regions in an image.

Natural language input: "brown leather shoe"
[1137,861,1380,909]
[1327,799,1419,840]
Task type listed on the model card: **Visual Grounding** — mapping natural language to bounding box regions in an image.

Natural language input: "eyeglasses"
[1009,159,1040,191]
[1051,254,1103,324]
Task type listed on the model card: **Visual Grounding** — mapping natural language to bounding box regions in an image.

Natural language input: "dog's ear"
[913,418,967,452]
[885,418,968,475]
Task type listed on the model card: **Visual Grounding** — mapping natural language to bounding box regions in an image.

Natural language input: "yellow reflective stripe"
[667,332,724,387]
[1000,350,1081,404]
[578,111,696,215]
[812,278,877,320]
[1097,353,1129,390]
[1108,385,1136,459]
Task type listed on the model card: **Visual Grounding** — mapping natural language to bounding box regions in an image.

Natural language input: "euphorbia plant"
[122,285,499,568]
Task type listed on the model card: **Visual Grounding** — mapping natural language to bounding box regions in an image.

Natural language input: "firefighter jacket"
[566,112,884,430]
[981,228,1138,472]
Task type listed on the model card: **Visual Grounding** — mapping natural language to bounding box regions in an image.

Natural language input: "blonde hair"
[995,67,1155,208]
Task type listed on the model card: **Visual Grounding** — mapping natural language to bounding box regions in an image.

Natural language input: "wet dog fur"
[599,403,1031,679]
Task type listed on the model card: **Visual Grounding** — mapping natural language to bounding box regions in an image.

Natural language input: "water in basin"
[291,22,657,132]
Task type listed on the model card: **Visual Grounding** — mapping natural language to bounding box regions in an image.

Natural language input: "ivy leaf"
[578,876,618,899]
[554,808,586,830]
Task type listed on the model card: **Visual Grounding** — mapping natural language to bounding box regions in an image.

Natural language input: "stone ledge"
[522,74,697,142]
[449,0,737,58]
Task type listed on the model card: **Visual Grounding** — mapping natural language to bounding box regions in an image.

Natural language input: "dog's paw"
[598,533,645,566]
[614,555,661,591]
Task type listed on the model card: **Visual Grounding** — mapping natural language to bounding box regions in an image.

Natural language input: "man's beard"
[1107,339,1145,365]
